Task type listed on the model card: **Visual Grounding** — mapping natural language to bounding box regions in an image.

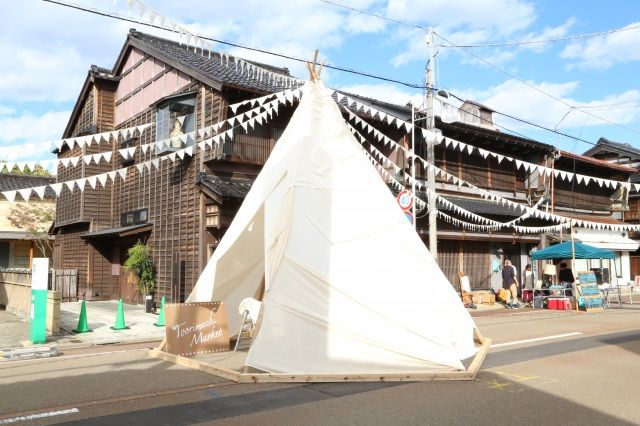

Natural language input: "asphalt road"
[1,306,639,425]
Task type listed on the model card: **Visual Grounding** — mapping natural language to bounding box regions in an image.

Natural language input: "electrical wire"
[318,0,427,32]
[434,31,640,136]
[41,0,426,89]
[440,23,640,48]
[39,0,637,149]
[313,0,640,137]
[439,91,600,147]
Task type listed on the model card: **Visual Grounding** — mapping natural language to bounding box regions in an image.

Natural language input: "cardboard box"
[472,295,483,304]
[481,293,495,304]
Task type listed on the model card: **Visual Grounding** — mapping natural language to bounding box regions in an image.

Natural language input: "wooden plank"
[147,349,240,381]
[236,370,473,384]
[466,338,491,379]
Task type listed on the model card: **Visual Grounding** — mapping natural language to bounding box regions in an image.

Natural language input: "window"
[155,94,196,154]
[121,208,149,226]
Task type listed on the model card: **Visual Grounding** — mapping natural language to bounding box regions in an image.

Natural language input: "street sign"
[165,302,230,357]
[396,190,413,211]
[404,211,414,225]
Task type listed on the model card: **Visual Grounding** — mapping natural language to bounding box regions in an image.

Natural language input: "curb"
[0,346,59,361]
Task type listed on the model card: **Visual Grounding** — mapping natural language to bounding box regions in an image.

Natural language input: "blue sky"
[1,0,640,162]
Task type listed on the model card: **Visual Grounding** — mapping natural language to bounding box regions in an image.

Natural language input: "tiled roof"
[0,173,56,198]
[583,137,640,160]
[128,30,299,93]
[197,173,253,199]
[81,223,152,239]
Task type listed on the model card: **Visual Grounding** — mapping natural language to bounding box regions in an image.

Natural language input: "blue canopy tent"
[531,241,615,260]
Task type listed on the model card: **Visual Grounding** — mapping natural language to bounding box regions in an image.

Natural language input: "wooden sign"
[165,302,230,357]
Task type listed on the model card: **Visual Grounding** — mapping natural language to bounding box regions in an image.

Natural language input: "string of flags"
[337,96,638,194]
[351,123,541,229]
[121,0,304,88]
[0,87,302,173]
[0,124,152,173]
[348,120,640,233]
[0,87,289,203]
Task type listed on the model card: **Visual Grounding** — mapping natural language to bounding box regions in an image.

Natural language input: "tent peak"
[305,49,325,82]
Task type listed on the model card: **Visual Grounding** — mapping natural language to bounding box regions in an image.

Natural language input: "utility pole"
[426,27,438,263]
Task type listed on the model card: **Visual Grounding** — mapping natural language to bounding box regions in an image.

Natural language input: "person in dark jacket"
[558,262,575,283]
[501,259,520,309]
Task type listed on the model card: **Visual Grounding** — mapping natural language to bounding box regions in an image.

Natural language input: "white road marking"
[492,332,583,348]
[0,408,79,424]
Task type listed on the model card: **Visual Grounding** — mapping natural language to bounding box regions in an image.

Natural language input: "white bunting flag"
[18,188,31,202]
[87,175,98,190]
[75,178,87,193]
[2,190,17,202]
[97,173,109,188]
[50,183,63,196]
[117,168,128,181]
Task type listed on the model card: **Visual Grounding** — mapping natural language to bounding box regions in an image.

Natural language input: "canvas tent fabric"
[531,241,615,260]
[187,81,478,374]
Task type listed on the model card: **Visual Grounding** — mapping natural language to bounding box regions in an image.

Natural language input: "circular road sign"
[396,190,414,211]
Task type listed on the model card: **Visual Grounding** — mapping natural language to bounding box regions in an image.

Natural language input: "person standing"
[558,262,575,284]
[522,264,534,305]
[502,259,520,309]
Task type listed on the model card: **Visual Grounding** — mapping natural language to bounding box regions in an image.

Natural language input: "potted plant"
[123,241,157,313]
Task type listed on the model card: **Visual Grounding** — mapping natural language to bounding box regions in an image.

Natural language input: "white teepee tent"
[187,81,478,374]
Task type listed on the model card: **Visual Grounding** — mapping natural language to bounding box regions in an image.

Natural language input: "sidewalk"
[59,300,165,346]
[1,300,165,355]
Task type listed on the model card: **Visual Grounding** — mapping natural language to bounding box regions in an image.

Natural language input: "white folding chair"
[234,298,262,352]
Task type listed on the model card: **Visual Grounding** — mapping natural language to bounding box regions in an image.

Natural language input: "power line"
[441,90,600,148]
[42,0,633,150]
[440,23,640,48]
[318,0,427,32]
[314,0,640,137]
[42,0,426,89]
[434,31,640,136]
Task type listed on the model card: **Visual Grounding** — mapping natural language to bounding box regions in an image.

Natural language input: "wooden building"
[341,92,636,290]
[54,29,636,304]
[52,29,297,304]
[583,137,640,277]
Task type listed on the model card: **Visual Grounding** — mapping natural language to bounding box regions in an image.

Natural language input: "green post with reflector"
[30,258,49,344]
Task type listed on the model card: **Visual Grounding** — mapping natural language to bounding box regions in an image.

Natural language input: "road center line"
[0,408,79,424]
[492,332,583,348]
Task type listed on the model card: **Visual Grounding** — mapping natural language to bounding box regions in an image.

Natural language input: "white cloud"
[560,22,640,70]
[0,109,70,141]
[345,12,388,34]
[387,0,536,36]
[387,1,575,69]
[450,79,640,131]
[0,106,15,116]
[338,83,423,107]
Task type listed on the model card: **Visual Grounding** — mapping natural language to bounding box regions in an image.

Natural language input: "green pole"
[30,258,49,344]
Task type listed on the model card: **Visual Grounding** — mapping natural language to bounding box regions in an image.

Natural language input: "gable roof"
[197,173,253,199]
[0,174,56,198]
[583,137,640,160]
[62,65,118,139]
[115,29,298,94]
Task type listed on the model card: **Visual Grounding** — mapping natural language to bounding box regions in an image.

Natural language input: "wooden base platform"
[148,329,491,383]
